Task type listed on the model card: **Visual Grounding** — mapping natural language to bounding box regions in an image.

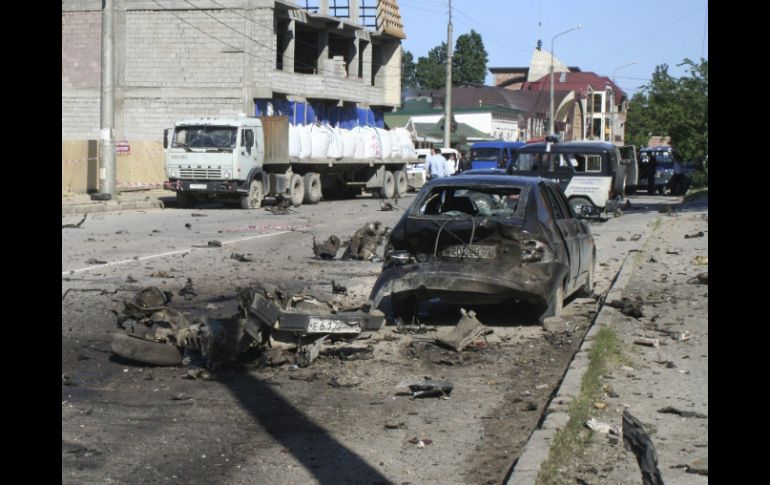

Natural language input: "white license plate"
[307,318,361,333]
[189,184,207,189]
[442,245,497,259]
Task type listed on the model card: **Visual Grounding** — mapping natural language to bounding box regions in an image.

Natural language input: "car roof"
[427,174,545,188]
[471,141,527,149]
[519,141,616,153]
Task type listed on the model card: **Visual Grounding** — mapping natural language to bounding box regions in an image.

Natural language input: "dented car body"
[369,175,596,322]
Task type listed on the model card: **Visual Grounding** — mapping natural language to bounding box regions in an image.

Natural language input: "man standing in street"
[427,147,449,179]
[669,157,686,195]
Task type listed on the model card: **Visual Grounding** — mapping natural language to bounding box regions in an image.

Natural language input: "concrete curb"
[505,250,640,485]
[62,199,164,215]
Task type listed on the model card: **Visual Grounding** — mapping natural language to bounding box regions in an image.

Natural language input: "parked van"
[634,146,684,194]
[508,140,628,215]
[469,141,527,170]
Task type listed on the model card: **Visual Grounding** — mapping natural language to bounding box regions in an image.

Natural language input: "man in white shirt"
[427,148,449,179]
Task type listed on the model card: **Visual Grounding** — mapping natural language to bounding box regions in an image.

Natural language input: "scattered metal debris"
[435,308,493,352]
[633,338,660,348]
[397,377,453,399]
[586,418,619,435]
[191,213,207,217]
[687,272,708,285]
[150,271,170,278]
[384,422,407,430]
[62,287,119,302]
[684,231,704,239]
[85,258,107,265]
[179,278,197,300]
[267,206,293,215]
[607,297,645,318]
[616,236,627,242]
[312,235,342,260]
[331,280,347,294]
[341,222,386,261]
[207,240,223,248]
[380,201,395,211]
[623,410,665,485]
[62,214,87,229]
[185,223,192,229]
[657,406,707,419]
[630,234,642,241]
[693,255,708,266]
[407,437,433,447]
[230,252,253,262]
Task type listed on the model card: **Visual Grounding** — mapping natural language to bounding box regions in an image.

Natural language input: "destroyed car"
[369,175,596,323]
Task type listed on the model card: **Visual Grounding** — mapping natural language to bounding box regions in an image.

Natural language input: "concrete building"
[62,0,405,192]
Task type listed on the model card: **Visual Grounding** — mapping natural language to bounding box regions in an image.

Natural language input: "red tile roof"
[520,71,626,105]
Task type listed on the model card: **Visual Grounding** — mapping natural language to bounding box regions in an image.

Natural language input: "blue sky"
[397,0,708,96]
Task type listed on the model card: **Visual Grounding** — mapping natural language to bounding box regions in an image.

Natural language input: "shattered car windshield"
[173,126,238,149]
[415,185,528,218]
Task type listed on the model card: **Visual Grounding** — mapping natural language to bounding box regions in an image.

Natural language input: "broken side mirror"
[163,128,169,149]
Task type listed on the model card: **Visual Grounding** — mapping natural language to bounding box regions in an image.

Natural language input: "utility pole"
[443,0,453,149]
[549,25,582,136]
[96,0,117,200]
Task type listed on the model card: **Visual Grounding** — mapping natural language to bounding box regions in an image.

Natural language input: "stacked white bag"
[341,129,357,158]
[375,128,391,159]
[326,126,343,158]
[298,125,312,159]
[360,127,382,158]
[288,124,301,157]
[310,124,331,159]
[394,128,417,159]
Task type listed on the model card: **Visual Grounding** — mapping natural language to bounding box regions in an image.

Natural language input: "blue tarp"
[254,98,384,128]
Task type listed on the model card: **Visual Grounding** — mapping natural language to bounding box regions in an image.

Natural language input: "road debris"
[542,316,572,334]
[673,457,708,476]
[684,231,704,239]
[408,437,433,447]
[687,272,708,285]
[394,319,436,334]
[435,308,493,351]
[341,222,386,261]
[179,278,197,300]
[623,410,665,485]
[62,214,87,229]
[693,255,708,266]
[633,338,660,348]
[230,252,253,262]
[312,235,342,260]
[86,258,107,265]
[150,271,170,278]
[191,213,207,217]
[630,234,642,241]
[380,201,397,211]
[331,280,347,294]
[397,377,453,399]
[616,236,627,242]
[384,422,407,430]
[593,401,608,409]
[266,206,293,215]
[607,297,644,318]
[327,376,360,388]
[586,418,619,435]
[657,406,707,419]
[207,240,223,248]
[185,223,192,229]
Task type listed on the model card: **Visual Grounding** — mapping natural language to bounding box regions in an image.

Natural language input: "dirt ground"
[559,202,708,485]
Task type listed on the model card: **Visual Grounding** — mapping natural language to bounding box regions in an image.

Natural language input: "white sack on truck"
[341,129,357,158]
[327,126,343,159]
[288,124,301,158]
[310,124,331,159]
[376,127,392,160]
[299,125,312,159]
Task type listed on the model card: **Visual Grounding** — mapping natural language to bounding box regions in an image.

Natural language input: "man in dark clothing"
[458,150,471,172]
[647,154,657,194]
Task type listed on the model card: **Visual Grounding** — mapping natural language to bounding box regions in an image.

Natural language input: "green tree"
[414,43,447,90]
[453,30,488,85]
[625,58,708,162]
[401,49,417,90]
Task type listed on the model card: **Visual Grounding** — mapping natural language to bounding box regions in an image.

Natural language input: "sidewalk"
[61,188,175,216]
[508,194,708,485]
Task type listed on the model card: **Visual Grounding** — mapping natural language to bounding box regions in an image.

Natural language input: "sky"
[397,0,709,96]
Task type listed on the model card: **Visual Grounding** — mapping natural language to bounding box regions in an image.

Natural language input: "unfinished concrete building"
[61,0,406,192]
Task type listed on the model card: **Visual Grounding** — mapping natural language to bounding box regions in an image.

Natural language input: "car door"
[554,185,591,284]
[542,183,581,291]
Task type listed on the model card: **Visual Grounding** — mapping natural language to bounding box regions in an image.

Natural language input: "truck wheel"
[302,172,322,204]
[569,197,593,217]
[176,191,194,208]
[379,171,396,199]
[241,178,263,209]
[289,173,304,206]
[394,170,408,196]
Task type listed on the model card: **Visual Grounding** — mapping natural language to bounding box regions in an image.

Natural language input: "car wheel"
[241,179,263,209]
[540,284,564,323]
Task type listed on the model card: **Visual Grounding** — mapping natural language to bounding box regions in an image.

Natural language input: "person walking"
[647,154,658,195]
[669,157,686,195]
[427,147,449,179]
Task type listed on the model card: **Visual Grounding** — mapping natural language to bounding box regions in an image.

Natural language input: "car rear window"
[415,185,528,218]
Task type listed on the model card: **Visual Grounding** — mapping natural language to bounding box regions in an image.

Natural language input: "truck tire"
[378,170,396,199]
[289,173,304,206]
[569,197,593,217]
[394,170,408,196]
[302,172,322,204]
[177,191,194,209]
[241,178,263,209]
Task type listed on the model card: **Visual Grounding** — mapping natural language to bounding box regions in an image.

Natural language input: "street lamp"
[611,61,636,144]
[549,24,582,136]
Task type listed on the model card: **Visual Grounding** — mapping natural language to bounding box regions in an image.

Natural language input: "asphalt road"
[62,193,681,484]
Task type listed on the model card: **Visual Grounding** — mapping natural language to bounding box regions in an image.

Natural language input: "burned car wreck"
[369,175,596,322]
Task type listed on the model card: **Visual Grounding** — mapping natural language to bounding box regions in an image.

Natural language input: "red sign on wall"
[116,141,130,155]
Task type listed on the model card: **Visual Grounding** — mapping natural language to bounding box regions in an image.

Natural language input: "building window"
[592,93,603,113]
[591,117,602,139]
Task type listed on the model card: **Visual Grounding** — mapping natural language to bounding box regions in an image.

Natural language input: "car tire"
[241,178,263,209]
[289,173,304,206]
[379,171,396,199]
[393,170,408,196]
[302,172,322,204]
[540,284,564,323]
[569,197,593,217]
[110,332,183,366]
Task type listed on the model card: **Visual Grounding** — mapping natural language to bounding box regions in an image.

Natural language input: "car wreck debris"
[623,410,665,485]
[179,278,197,300]
[230,252,253,262]
[266,205,293,215]
[633,338,660,348]
[657,406,707,419]
[207,240,223,248]
[62,214,87,229]
[312,235,342,260]
[397,377,454,399]
[331,280,347,294]
[606,297,644,318]
[684,231,704,239]
[435,308,493,352]
[341,222,386,261]
[86,258,107,265]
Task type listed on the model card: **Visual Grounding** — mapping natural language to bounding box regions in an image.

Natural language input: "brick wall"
[62,97,100,139]
[123,97,243,140]
[62,11,101,89]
